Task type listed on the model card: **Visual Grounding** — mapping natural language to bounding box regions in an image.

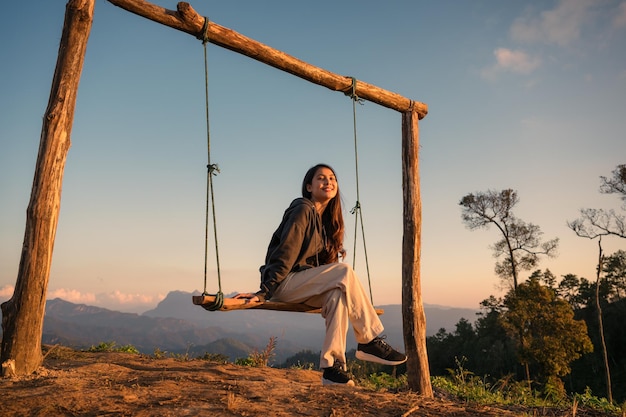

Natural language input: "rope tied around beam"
[196,16,210,43]
[343,76,365,105]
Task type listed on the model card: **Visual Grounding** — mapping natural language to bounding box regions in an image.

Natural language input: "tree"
[473,297,518,379]
[459,189,559,289]
[426,319,478,377]
[567,164,626,403]
[557,274,591,310]
[501,277,593,395]
[528,269,557,289]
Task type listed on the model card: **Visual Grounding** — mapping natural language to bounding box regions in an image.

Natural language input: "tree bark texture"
[0,0,94,376]
[401,109,432,395]
[106,0,428,118]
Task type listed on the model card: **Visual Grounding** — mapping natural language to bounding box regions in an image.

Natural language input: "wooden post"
[0,0,95,376]
[401,108,432,395]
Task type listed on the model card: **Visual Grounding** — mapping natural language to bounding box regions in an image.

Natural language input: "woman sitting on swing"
[235,163,406,386]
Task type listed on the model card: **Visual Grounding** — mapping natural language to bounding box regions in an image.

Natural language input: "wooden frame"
[2,0,432,396]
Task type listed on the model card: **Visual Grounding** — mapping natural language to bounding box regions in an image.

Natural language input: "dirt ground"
[0,346,614,417]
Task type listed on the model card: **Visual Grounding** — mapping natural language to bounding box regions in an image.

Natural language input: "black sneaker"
[321,361,355,386]
[356,336,407,365]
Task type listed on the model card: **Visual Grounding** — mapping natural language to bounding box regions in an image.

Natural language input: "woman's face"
[307,166,338,204]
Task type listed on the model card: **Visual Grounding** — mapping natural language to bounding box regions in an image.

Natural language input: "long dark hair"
[301,164,345,263]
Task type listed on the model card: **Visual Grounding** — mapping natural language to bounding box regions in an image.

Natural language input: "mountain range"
[1,291,478,364]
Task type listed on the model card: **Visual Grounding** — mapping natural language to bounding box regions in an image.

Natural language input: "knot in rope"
[197,17,210,43]
[207,163,220,176]
[350,201,361,215]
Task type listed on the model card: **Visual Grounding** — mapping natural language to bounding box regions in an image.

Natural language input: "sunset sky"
[1,0,625,313]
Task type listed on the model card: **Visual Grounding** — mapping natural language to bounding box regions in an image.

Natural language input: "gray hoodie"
[256,198,324,301]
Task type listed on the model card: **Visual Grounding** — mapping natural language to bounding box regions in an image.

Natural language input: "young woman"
[235,163,406,386]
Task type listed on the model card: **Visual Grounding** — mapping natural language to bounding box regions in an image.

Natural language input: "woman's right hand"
[233,293,260,303]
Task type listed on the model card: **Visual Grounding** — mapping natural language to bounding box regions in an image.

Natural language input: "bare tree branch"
[568,208,626,239]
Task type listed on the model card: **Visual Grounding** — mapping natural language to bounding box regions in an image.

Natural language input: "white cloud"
[0,284,168,315]
[102,290,164,306]
[510,0,593,46]
[481,48,541,80]
[44,288,165,312]
[48,288,96,304]
[95,291,166,313]
[494,48,542,73]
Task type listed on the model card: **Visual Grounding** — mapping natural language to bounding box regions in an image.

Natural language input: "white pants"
[272,262,384,369]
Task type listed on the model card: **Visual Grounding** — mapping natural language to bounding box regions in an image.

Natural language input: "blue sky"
[1,0,625,313]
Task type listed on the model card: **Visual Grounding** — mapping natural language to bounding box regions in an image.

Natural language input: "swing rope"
[198,18,223,311]
[345,77,374,305]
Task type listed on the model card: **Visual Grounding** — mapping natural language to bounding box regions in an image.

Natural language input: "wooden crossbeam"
[106,0,427,117]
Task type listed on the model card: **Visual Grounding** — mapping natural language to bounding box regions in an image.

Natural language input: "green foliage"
[529,269,557,289]
[557,273,588,310]
[169,352,190,361]
[431,374,623,415]
[235,336,277,367]
[281,349,319,370]
[346,350,406,380]
[604,250,626,302]
[87,341,139,354]
[87,341,116,352]
[359,372,407,391]
[432,360,623,415]
[196,352,229,363]
[501,276,593,385]
[426,272,626,403]
[574,387,624,414]
[570,297,626,404]
[152,347,167,359]
[234,357,255,366]
[427,309,519,383]
[431,372,540,407]
[151,344,197,361]
[435,357,536,406]
[288,361,315,370]
[150,347,228,363]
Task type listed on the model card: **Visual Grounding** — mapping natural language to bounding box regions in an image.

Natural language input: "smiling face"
[306,166,338,206]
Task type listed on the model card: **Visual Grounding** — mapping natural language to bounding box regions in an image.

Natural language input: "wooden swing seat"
[192,294,383,315]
